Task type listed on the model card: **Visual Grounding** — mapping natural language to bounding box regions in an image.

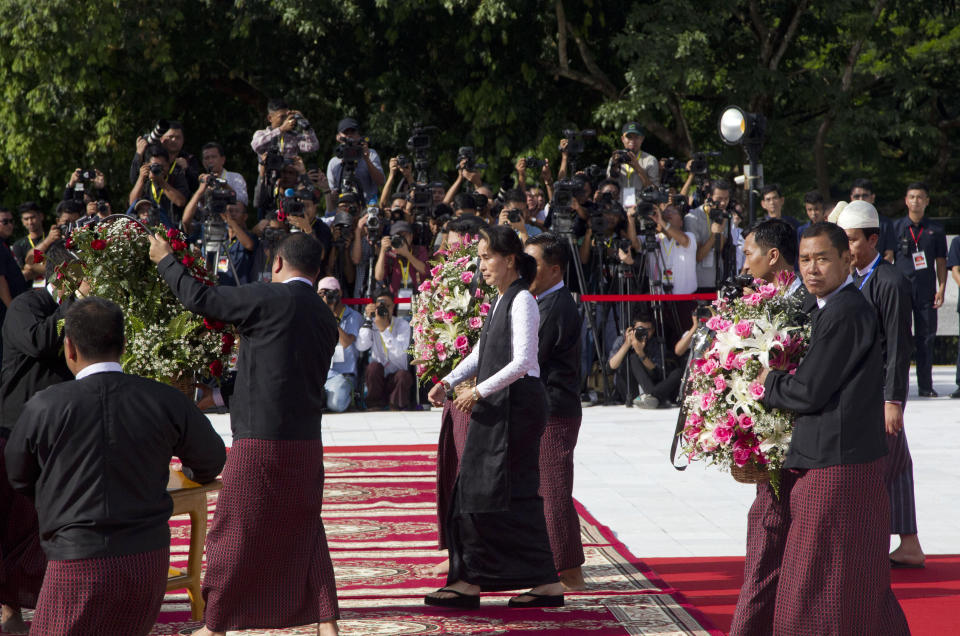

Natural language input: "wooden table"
[167,468,222,620]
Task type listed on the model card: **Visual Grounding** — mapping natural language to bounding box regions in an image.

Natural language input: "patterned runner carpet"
[151,444,719,635]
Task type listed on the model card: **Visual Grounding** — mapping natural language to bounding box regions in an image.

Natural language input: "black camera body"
[559,128,596,156]
[376,302,390,318]
[365,206,383,235]
[149,163,165,176]
[204,177,237,215]
[705,199,732,224]
[507,209,523,224]
[321,289,341,305]
[262,226,288,244]
[95,200,109,215]
[263,147,285,174]
[632,326,649,341]
[336,138,367,164]
[78,168,97,181]
[457,146,485,172]
[640,185,670,205]
[612,149,632,165]
[720,274,758,301]
[523,157,546,171]
[280,188,313,218]
[390,234,405,249]
[291,113,311,134]
[408,184,433,209]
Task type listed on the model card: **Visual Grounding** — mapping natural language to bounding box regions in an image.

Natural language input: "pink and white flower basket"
[679,272,810,493]
[409,235,494,384]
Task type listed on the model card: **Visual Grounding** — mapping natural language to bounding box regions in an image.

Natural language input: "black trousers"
[911,297,936,392]
[612,354,681,404]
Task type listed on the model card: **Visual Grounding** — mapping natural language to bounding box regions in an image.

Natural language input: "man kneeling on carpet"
[3,297,226,636]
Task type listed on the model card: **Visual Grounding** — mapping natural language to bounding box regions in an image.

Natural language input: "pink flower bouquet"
[410,235,494,383]
[679,271,810,490]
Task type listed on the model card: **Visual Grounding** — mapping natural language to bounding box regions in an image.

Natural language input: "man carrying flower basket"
[735,223,908,635]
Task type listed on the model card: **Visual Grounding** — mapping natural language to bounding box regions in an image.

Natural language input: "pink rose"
[720,351,744,371]
[468,316,483,329]
[435,342,447,361]
[455,334,470,352]
[479,303,490,316]
[416,364,426,376]
[743,293,763,306]
[759,283,777,300]
[713,425,733,444]
[749,381,765,400]
[456,256,470,266]
[700,391,716,411]
[475,288,484,299]
[714,376,726,392]
[701,359,718,376]
[732,447,753,467]
[432,310,445,320]
[683,426,701,442]
[418,280,433,292]
[706,316,732,332]
[460,271,474,284]
[686,412,703,429]
[430,265,442,277]
[722,411,737,429]
[733,321,753,338]
[443,311,456,323]
[738,414,754,430]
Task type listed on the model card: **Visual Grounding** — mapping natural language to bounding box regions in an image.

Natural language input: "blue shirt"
[326,148,383,203]
[329,305,363,377]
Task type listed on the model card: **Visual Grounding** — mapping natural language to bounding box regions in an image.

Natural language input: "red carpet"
[151,444,719,634]
[645,555,960,635]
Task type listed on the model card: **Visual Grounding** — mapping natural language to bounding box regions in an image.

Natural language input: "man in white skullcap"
[836,201,925,568]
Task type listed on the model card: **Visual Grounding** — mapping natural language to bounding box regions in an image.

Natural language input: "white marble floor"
[208,366,960,559]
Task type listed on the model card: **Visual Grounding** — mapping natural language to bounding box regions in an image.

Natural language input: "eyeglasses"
[0,219,14,225]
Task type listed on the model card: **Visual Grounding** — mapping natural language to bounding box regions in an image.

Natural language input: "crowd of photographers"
[2,106,955,412]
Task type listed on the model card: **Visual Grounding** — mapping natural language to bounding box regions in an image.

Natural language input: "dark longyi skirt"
[30,548,168,636]
[436,399,470,550]
[539,415,584,572]
[0,435,46,609]
[201,438,339,631]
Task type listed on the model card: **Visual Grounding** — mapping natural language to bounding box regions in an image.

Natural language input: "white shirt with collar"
[75,361,123,381]
[357,317,411,376]
[856,253,882,278]
[536,280,565,300]
[815,275,854,309]
[283,276,315,287]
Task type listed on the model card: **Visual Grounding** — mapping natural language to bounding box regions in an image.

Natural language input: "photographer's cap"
[337,117,360,133]
[390,220,413,236]
[133,199,153,211]
[317,276,341,291]
[338,192,361,205]
[826,200,849,224]
[835,200,879,230]
[621,122,645,136]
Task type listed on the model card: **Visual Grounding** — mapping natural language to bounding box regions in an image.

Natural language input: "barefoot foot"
[425,558,450,577]
[559,566,586,591]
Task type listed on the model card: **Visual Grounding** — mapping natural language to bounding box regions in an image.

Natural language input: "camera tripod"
[558,231,613,405]
[202,218,242,284]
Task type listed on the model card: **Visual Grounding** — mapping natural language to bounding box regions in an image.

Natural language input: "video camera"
[336,137,367,164]
[640,185,670,205]
[203,177,237,215]
[719,274,757,302]
[704,198,733,224]
[689,151,720,176]
[559,128,596,156]
[279,188,313,218]
[58,215,98,238]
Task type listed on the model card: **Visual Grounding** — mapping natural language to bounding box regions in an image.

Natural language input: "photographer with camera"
[0,207,29,350]
[607,122,659,193]
[325,118,384,204]
[374,221,428,302]
[128,144,189,222]
[683,179,735,293]
[442,151,486,204]
[378,156,416,209]
[63,167,110,207]
[14,203,64,284]
[131,120,202,194]
[201,142,249,207]
[356,288,414,411]
[251,99,320,161]
[318,277,363,413]
[181,175,258,286]
[637,203,697,295]
[516,156,553,209]
[608,313,678,409]
[498,189,542,241]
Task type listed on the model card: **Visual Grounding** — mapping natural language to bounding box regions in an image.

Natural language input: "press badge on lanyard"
[909,227,928,271]
[217,256,230,273]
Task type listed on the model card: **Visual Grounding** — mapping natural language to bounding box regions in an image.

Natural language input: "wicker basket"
[731,462,771,485]
[169,376,196,401]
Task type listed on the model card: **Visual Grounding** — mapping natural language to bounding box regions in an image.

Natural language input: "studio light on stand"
[719,106,766,227]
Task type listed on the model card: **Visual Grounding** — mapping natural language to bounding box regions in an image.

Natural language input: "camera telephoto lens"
[376,303,389,318]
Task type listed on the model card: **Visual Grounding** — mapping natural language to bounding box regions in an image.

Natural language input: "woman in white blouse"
[425,225,563,609]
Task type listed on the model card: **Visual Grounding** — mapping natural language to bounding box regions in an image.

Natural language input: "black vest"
[457,278,547,513]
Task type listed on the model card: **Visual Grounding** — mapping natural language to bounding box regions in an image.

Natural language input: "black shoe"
[951,388,960,399]
[425,587,481,609]
[507,592,565,608]
[918,389,939,398]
